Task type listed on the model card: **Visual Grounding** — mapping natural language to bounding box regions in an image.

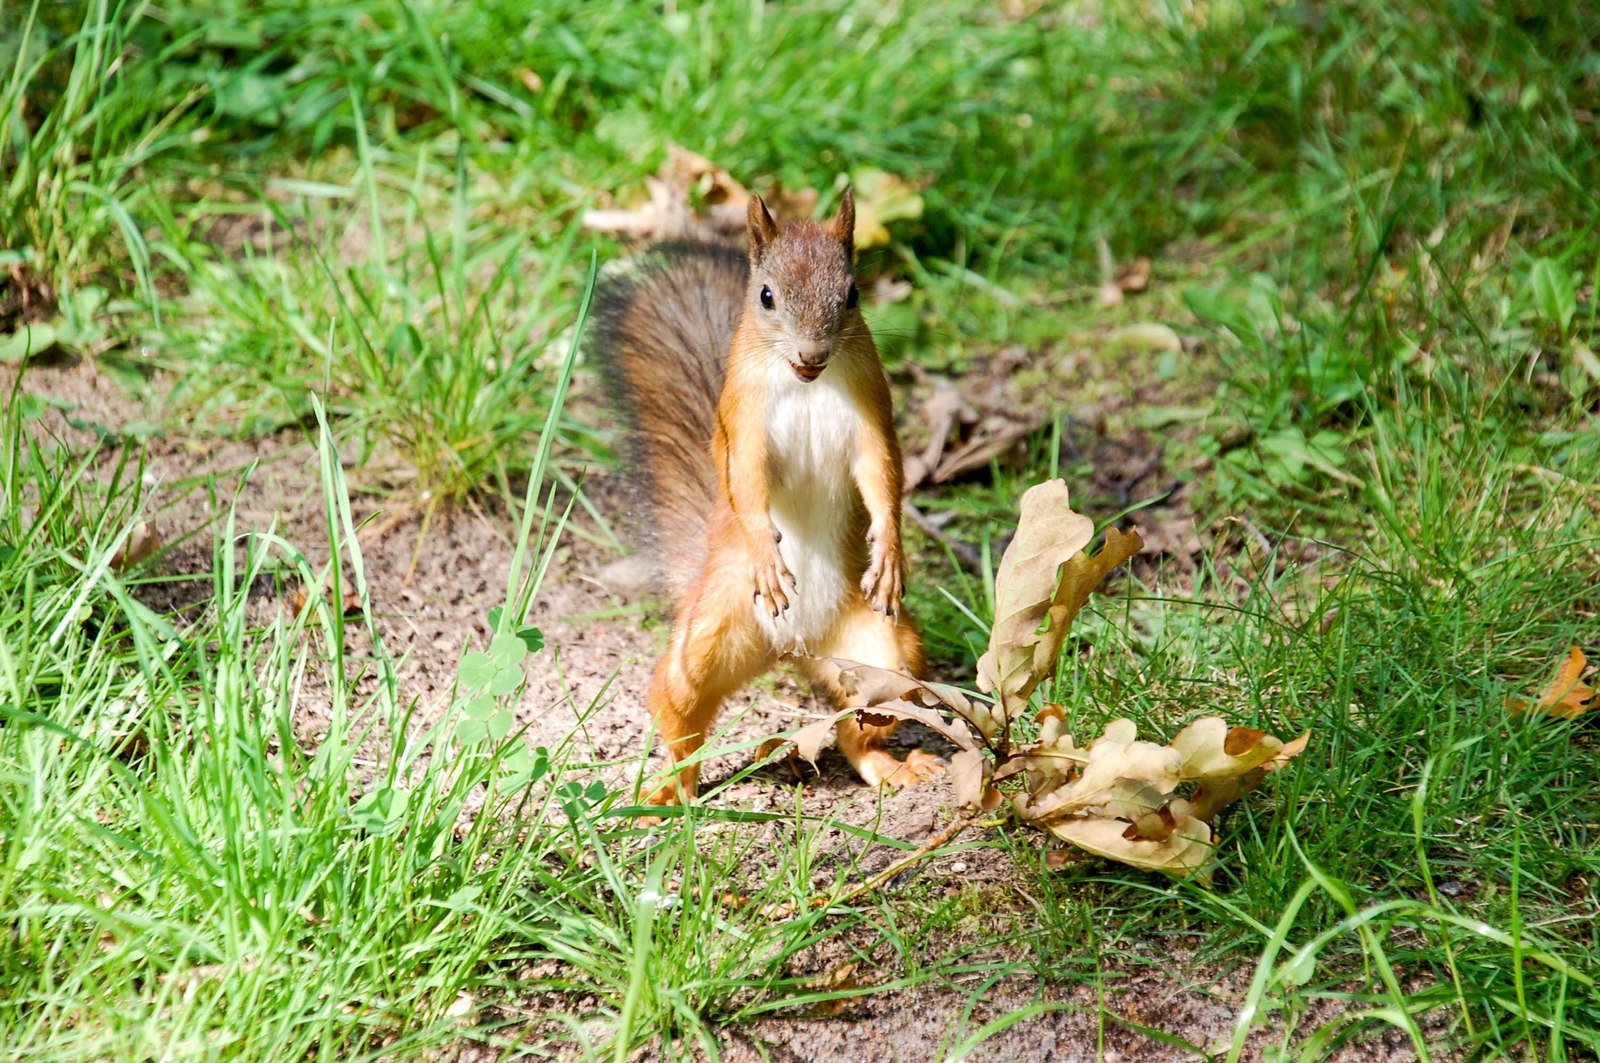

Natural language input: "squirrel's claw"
[861,534,905,620]
[751,545,794,617]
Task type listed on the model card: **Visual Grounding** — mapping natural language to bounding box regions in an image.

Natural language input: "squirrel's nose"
[794,339,830,366]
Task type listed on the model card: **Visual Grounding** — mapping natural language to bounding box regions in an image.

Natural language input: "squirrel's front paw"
[861,528,904,618]
[751,534,795,617]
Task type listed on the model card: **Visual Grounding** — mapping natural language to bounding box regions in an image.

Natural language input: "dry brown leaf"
[1096,244,1151,308]
[1171,717,1283,780]
[791,715,839,771]
[1188,778,1246,823]
[666,143,749,221]
[581,177,685,240]
[1013,720,1179,823]
[755,735,806,781]
[784,695,975,774]
[1116,257,1152,293]
[1122,801,1180,842]
[1045,848,1088,870]
[951,748,1001,811]
[864,699,982,753]
[798,962,866,1017]
[293,585,363,619]
[1018,715,1307,877]
[975,481,1093,715]
[814,658,986,747]
[583,143,763,242]
[1050,811,1213,877]
[1509,646,1596,719]
[1262,731,1311,772]
[110,521,162,572]
[930,416,1045,484]
[910,376,979,489]
[583,146,835,244]
[975,480,1142,725]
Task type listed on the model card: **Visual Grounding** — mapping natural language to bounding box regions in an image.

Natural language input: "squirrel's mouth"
[790,363,825,382]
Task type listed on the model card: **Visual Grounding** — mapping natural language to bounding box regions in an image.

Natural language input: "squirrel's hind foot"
[850,747,946,791]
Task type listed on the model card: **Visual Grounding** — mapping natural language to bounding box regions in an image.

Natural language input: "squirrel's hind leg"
[803,600,945,790]
[642,574,770,810]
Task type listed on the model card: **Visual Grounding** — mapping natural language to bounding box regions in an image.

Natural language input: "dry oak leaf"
[930,416,1047,485]
[1263,730,1311,771]
[1509,645,1596,719]
[1050,808,1213,877]
[812,658,984,748]
[905,375,979,489]
[951,747,1003,812]
[1012,717,1179,823]
[110,521,163,573]
[1020,716,1309,877]
[292,584,363,620]
[784,660,980,775]
[787,699,959,778]
[582,144,752,241]
[975,479,1143,724]
[1115,257,1152,293]
[798,962,868,1018]
[1171,717,1284,780]
[585,144,829,245]
[666,143,749,213]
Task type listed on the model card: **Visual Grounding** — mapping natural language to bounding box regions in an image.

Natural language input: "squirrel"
[592,188,944,807]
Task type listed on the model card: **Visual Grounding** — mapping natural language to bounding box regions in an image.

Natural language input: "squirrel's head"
[745,189,859,384]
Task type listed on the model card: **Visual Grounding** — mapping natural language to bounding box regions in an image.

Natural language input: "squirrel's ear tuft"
[830,187,856,255]
[747,194,779,262]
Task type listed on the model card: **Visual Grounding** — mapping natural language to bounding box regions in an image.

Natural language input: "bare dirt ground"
[9,354,1429,1061]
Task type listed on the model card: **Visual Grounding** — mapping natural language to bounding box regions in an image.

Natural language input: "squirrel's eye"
[846,283,859,309]
[760,285,775,310]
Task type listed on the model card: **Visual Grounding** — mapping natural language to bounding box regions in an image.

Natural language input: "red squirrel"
[593,189,942,807]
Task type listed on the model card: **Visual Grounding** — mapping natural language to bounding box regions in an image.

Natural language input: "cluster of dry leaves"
[789,480,1596,878]
[795,479,1309,877]
[581,143,922,254]
[900,353,1047,491]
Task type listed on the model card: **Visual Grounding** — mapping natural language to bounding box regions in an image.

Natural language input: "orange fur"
[592,190,940,807]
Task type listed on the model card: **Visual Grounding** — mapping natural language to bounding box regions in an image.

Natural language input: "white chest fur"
[758,371,860,651]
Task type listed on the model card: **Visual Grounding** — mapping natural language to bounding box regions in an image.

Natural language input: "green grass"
[3,0,1599,1058]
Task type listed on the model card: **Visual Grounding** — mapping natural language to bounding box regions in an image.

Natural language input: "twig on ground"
[729,808,982,920]
[904,501,985,575]
[830,808,981,908]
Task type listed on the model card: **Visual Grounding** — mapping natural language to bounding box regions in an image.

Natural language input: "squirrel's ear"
[747,194,778,262]
[830,187,856,255]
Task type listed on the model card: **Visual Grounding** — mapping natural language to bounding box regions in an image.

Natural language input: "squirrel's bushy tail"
[590,242,748,599]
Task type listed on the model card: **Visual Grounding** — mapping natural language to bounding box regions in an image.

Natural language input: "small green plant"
[1181,278,1368,508]
[1527,257,1578,347]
